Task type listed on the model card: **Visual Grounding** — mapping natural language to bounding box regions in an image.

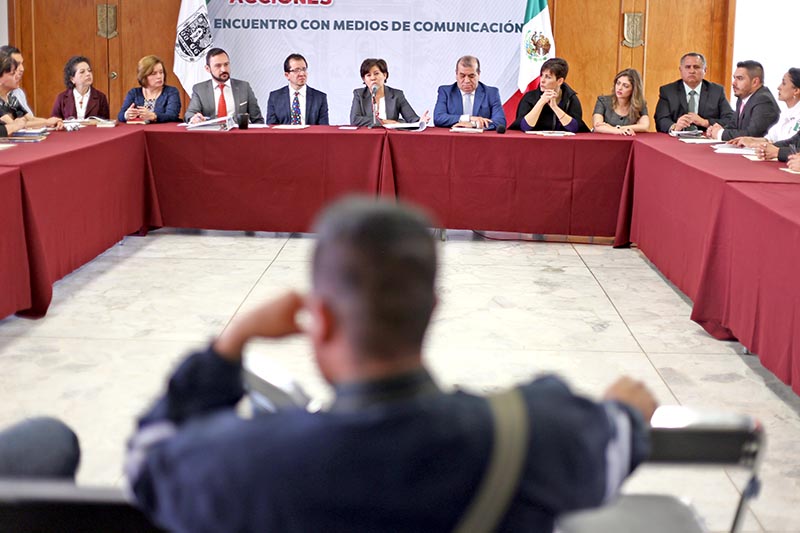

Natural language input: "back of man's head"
[311,197,437,361]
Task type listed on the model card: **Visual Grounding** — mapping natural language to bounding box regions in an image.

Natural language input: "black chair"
[557,406,765,533]
[0,480,164,532]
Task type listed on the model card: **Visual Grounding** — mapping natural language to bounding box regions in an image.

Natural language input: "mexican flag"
[174,0,214,93]
[502,0,556,122]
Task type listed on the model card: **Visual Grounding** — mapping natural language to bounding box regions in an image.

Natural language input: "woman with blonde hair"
[592,68,650,135]
[118,55,181,123]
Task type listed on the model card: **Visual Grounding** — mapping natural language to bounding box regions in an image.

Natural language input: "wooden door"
[8,0,184,119]
[112,0,185,115]
[8,0,109,117]
[548,0,735,130]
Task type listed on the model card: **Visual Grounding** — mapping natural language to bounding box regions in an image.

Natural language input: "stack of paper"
[525,130,575,136]
[712,144,755,155]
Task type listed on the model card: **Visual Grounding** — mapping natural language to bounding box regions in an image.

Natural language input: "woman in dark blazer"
[51,56,110,120]
[510,57,588,133]
[350,58,428,127]
[118,55,181,123]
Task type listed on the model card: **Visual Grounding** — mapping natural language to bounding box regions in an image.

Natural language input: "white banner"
[175,0,215,93]
[204,0,526,125]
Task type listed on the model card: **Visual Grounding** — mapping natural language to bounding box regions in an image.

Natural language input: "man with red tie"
[185,47,264,124]
[266,54,329,126]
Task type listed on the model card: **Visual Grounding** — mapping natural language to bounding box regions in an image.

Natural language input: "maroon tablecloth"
[0,166,30,318]
[1,127,153,317]
[690,182,800,393]
[631,135,800,393]
[383,129,634,239]
[630,135,796,300]
[143,124,387,232]
[5,126,800,397]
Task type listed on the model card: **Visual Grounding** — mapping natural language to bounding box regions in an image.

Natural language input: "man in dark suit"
[266,54,329,126]
[706,60,780,141]
[433,55,506,130]
[654,52,735,133]
[185,47,264,124]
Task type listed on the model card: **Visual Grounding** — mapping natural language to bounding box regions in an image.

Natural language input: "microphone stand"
[370,85,379,129]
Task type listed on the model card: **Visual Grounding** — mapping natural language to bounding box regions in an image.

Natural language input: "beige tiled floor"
[1,229,799,532]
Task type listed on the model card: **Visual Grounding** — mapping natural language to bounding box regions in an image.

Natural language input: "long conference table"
[1,124,799,394]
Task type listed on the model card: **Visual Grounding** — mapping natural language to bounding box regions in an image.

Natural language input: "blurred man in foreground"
[127,197,656,533]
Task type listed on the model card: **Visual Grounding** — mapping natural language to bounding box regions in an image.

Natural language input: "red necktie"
[217,83,227,118]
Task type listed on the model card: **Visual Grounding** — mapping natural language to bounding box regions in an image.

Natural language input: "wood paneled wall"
[8,0,183,118]
[549,0,736,129]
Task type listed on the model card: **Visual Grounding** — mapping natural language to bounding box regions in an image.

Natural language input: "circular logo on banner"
[524,31,552,62]
[176,8,214,62]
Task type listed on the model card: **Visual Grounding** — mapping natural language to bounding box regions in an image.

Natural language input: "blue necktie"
[291,92,301,125]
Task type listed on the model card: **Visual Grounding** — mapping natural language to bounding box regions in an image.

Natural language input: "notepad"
[450,127,483,133]
[741,154,770,161]
[712,144,755,155]
[525,130,575,136]
[679,138,722,144]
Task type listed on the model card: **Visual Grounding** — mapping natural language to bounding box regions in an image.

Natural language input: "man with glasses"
[267,53,329,125]
[185,47,264,124]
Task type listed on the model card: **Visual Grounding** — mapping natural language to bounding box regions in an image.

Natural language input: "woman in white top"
[731,68,800,147]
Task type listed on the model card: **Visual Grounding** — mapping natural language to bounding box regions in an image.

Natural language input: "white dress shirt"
[683,82,702,108]
[73,88,89,119]
[459,89,475,122]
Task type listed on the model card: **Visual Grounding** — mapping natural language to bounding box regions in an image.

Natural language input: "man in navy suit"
[706,60,780,141]
[433,56,506,130]
[267,54,329,126]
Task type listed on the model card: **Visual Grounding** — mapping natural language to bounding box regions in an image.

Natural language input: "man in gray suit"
[706,60,780,140]
[185,48,264,124]
[654,52,735,133]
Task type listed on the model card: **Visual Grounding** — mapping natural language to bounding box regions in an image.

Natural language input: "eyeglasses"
[288,67,308,74]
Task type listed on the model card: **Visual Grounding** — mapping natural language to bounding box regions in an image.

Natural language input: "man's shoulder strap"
[453,387,530,533]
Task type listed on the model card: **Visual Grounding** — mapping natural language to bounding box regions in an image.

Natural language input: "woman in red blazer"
[51,56,110,120]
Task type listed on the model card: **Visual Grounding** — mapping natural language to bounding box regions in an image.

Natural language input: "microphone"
[370,84,379,128]
[496,125,506,134]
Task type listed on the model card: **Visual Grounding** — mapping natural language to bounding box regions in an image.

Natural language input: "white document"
[741,154,770,161]
[525,130,575,136]
[450,127,483,133]
[712,145,755,155]
[186,116,231,130]
[383,121,427,131]
[669,129,704,138]
[679,138,722,144]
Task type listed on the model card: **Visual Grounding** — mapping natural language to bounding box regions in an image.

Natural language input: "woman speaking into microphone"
[349,58,428,127]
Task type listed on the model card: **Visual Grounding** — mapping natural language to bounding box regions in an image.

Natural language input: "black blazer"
[350,86,419,127]
[654,79,735,133]
[775,130,800,162]
[721,85,781,140]
[509,82,589,132]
